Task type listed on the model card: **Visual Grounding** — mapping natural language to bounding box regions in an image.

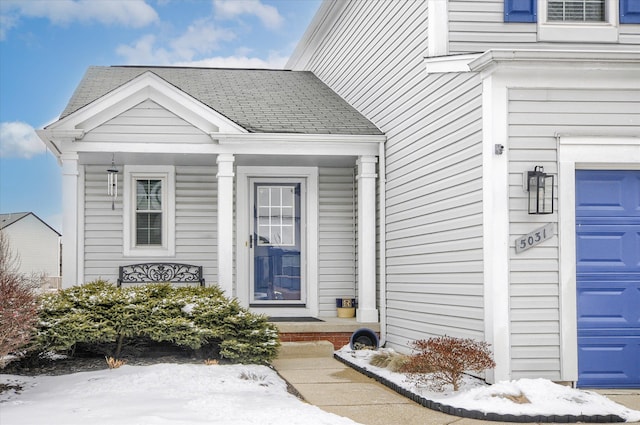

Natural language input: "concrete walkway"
[272,342,640,425]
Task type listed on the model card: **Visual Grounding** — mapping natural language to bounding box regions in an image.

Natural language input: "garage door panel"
[576,170,640,388]
[577,281,640,329]
[576,171,640,217]
[577,337,640,388]
[576,225,640,272]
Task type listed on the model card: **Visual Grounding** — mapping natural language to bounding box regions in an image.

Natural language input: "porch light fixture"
[107,155,119,210]
[527,166,554,215]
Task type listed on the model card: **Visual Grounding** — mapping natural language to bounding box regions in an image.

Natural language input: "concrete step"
[277,341,335,359]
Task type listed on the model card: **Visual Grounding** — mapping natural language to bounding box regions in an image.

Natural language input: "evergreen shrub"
[36,281,280,364]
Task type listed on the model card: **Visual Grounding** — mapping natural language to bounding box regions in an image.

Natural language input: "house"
[0,212,61,288]
[38,0,639,389]
[286,0,640,388]
[36,67,385,344]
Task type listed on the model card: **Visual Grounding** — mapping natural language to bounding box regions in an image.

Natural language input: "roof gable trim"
[47,71,247,135]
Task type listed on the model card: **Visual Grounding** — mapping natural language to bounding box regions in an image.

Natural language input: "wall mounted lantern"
[527,166,554,214]
[107,155,119,210]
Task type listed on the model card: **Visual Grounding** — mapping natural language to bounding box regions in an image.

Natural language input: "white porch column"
[216,154,235,296]
[61,152,79,288]
[356,155,379,322]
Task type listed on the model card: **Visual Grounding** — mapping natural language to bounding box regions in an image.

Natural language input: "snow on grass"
[1,363,362,425]
[335,347,640,422]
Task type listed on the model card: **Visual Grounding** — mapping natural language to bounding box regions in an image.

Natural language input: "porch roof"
[60,66,382,136]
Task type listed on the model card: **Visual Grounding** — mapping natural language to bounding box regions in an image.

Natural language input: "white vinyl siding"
[449,0,537,53]
[84,99,211,143]
[83,165,217,284]
[448,0,640,53]
[301,0,485,348]
[507,87,640,379]
[385,72,484,348]
[318,167,357,316]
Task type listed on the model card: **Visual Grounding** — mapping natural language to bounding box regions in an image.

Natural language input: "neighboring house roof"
[59,66,382,135]
[0,212,61,236]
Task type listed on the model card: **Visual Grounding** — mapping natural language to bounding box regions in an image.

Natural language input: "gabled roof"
[0,212,61,236]
[59,66,382,136]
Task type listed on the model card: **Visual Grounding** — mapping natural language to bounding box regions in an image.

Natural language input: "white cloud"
[0,13,18,41]
[169,19,235,61]
[174,51,289,69]
[116,20,235,65]
[0,0,158,37]
[0,122,47,159]
[116,34,172,65]
[214,0,283,30]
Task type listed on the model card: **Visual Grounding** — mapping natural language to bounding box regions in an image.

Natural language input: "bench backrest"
[117,263,205,287]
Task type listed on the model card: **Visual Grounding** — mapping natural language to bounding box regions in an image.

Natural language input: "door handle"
[249,234,253,248]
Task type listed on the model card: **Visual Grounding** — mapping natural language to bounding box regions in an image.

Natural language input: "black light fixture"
[107,155,119,210]
[527,166,554,214]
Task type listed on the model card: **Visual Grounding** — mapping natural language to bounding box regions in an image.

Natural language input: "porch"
[271,317,381,350]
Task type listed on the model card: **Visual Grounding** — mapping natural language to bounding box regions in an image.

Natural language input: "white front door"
[250,179,306,305]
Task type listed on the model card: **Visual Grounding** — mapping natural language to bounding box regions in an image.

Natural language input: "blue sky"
[0,0,320,232]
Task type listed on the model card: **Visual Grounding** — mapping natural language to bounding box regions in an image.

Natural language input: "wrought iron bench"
[117,263,205,287]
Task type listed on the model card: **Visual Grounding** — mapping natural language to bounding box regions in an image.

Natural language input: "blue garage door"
[576,170,640,388]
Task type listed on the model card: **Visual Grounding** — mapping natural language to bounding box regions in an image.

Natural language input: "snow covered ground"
[1,353,639,424]
[335,347,640,423]
[0,363,361,425]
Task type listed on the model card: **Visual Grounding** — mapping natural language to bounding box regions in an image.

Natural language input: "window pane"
[149,180,162,210]
[585,1,605,20]
[137,181,149,210]
[281,225,293,245]
[136,179,162,211]
[282,186,293,207]
[136,212,162,245]
[271,187,281,205]
[548,0,605,21]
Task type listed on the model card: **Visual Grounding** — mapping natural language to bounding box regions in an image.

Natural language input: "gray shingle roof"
[59,66,382,135]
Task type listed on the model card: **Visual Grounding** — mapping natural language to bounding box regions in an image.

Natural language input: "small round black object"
[350,328,379,350]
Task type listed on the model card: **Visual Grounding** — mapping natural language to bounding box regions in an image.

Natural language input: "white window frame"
[538,0,619,42]
[123,165,175,257]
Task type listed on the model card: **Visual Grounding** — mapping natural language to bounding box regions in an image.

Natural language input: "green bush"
[36,281,280,364]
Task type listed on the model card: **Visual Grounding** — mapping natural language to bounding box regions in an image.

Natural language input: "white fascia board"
[286,0,348,70]
[469,49,640,74]
[46,71,247,135]
[215,133,385,156]
[36,129,85,160]
[424,54,481,74]
[66,133,385,157]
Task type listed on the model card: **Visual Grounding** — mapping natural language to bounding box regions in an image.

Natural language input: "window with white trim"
[538,0,619,42]
[123,166,175,257]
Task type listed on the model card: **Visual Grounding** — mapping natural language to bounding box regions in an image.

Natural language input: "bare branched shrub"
[402,336,496,391]
[0,232,20,276]
[0,232,38,368]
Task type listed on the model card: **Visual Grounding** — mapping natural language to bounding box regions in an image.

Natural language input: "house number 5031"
[515,223,554,254]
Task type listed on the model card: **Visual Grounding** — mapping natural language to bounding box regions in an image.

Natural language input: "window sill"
[124,246,175,257]
[538,23,619,43]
